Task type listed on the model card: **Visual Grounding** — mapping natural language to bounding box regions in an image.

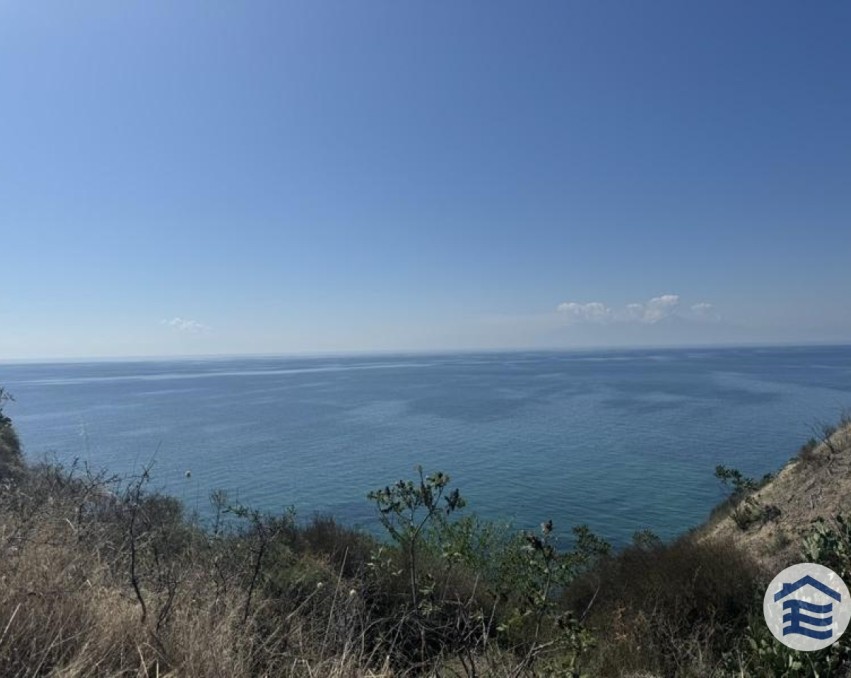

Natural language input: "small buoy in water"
[185,470,192,478]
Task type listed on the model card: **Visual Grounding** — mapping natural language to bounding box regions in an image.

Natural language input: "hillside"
[701,421,851,571]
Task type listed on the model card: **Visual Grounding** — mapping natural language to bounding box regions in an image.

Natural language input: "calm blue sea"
[2,346,850,546]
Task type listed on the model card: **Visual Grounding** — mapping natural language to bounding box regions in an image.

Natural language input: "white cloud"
[556,301,612,323]
[689,302,721,322]
[640,294,680,323]
[161,317,209,333]
[555,293,715,325]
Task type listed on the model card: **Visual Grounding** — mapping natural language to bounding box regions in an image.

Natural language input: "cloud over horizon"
[161,317,210,333]
[555,301,613,323]
[556,294,718,325]
[690,302,721,321]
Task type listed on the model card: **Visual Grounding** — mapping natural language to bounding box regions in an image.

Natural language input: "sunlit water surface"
[3,346,851,547]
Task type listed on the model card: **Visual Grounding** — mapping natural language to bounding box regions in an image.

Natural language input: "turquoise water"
[2,345,850,546]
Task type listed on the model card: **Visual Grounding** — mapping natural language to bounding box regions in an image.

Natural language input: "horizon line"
[2,339,850,366]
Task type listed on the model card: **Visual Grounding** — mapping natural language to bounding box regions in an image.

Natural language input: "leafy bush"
[365,467,611,674]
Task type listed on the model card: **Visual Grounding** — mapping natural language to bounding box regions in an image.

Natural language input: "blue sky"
[1,1,849,359]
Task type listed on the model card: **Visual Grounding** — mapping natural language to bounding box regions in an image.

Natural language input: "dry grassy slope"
[700,423,851,571]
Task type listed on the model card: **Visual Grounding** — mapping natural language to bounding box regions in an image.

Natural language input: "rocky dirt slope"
[701,421,851,571]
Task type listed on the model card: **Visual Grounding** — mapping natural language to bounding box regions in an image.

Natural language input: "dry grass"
[0,461,382,677]
[0,457,539,677]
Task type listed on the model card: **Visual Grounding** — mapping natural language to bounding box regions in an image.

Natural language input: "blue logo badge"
[764,563,851,651]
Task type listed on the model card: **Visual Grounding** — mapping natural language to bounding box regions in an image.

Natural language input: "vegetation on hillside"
[0,388,22,479]
[704,415,851,570]
[0,392,850,676]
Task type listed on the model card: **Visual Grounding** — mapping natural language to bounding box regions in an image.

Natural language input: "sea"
[2,345,850,547]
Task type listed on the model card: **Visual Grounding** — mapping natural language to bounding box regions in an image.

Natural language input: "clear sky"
[1,1,849,359]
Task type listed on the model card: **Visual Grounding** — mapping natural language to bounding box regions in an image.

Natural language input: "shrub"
[711,464,778,532]
[567,535,765,676]
[797,436,821,465]
[365,468,612,675]
[730,496,781,531]
[0,388,22,478]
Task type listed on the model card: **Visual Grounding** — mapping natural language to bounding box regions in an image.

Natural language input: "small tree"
[367,467,465,610]
[500,521,609,675]
[714,465,757,497]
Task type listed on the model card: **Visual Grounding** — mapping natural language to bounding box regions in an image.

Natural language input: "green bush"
[364,467,611,674]
[0,388,22,478]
